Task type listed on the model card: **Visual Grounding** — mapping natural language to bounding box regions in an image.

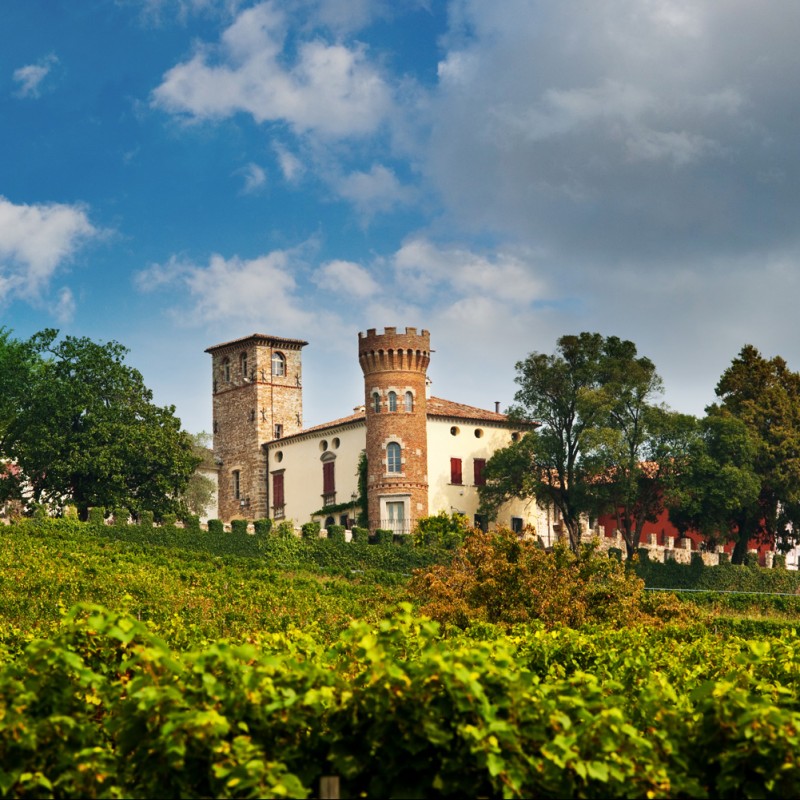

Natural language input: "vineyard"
[0,520,799,798]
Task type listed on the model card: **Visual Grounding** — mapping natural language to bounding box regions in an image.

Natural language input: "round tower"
[358,326,431,534]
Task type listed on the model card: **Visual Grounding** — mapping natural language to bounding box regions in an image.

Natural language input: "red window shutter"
[323,461,335,494]
[272,473,284,507]
[450,457,462,485]
[474,458,486,486]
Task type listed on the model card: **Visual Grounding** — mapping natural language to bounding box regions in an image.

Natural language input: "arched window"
[222,357,231,383]
[372,392,381,413]
[387,442,402,473]
[240,352,248,379]
[272,352,285,377]
[404,391,413,412]
[388,391,397,412]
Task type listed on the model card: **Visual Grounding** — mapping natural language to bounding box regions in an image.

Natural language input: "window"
[372,392,381,413]
[450,457,463,485]
[474,458,486,486]
[386,500,405,535]
[388,391,397,412]
[232,470,241,500]
[274,423,283,439]
[450,426,460,436]
[511,516,523,534]
[474,513,488,532]
[404,391,414,412]
[222,357,231,383]
[272,472,285,510]
[387,442,402,473]
[323,460,335,505]
[240,351,248,379]
[272,352,285,377]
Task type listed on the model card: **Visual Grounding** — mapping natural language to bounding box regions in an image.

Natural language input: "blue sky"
[2,0,800,435]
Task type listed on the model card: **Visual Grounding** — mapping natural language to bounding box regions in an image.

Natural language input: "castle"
[206,327,549,535]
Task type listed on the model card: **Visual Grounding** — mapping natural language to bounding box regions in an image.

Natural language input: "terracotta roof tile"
[205,333,308,353]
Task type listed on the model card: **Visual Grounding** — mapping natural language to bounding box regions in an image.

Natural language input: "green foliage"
[207,518,224,535]
[161,513,177,529]
[774,553,786,569]
[231,519,249,536]
[412,512,470,549]
[351,526,369,544]
[483,333,686,556]
[607,547,623,561]
[183,514,201,533]
[253,518,272,537]
[327,524,345,543]
[275,520,296,539]
[636,558,800,593]
[112,506,128,525]
[301,521,320,540]
[0,329,198,518]
[374,528,393,545]
[87,506,105,526]
[139,510,154,529]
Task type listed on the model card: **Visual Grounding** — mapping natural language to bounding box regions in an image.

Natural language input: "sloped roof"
[265,395,535,447]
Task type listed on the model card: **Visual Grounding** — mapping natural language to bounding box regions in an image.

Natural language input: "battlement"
[358,326,431,374]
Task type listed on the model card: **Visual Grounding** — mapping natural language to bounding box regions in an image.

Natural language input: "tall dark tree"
[0,329,198,518]
[703,345,800,563]
[666,413,761,558]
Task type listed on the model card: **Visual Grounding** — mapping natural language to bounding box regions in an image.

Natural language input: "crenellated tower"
[206,333,307,521]
[358,327,431,533]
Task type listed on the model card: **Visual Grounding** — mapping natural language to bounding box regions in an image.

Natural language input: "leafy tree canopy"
[698,344,800,562]
[480,332,686,556]
[0,329,198,518]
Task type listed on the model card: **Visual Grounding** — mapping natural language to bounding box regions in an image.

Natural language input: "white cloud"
[273,143,304,183]
[0,196,97,303]
[13,54,58,98]
[52,287,76,323]
[136,248,319,331]
[393,238,546,305]
[335,164,413,216]
[314,259,380,298]
[236,162,267,193]
[152,1,391,138]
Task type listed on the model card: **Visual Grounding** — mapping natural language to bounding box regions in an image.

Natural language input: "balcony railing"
[377,518,411,535]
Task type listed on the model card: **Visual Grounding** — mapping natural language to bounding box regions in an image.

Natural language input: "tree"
[0,329,198,518]
[481,333,677,556]
[666,413,761,557]
[180,432,217,517]
[699,345,800,563]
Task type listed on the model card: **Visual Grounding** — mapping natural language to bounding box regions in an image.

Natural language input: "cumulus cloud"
[0,196,97,305]
[335,164,414,217]
[152,1,391,138]
[393,238,546,306]
[13,54,58,98]
[136,248,322,332]
[314,259,381,298]
[273,143,304,183]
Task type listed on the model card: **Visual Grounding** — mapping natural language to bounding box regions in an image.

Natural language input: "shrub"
[231,519,249,536]
[63,505,79,520]
[161,513,177,529]
[301,521,321,540]
[636,547,650,563]
[275,521,296,539]
[253,518,272,537]
[87,507,106,526]
[744,552,760,567]
[207,519,224,536]
[139,510,154,529]
[327,524,345,543]
[112,507,128,526]
[410,529,646,629]
[607,547,623,562]
[412,512,470,549]
[718,552,731,564]
[183,514,201,534]
[691,552,705,569]
[351,526,369,544]
[374,529,393,545]
[774,553,786,569]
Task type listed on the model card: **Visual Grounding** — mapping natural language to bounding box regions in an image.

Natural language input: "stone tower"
[206,333,307,521]
[358,327,430,533]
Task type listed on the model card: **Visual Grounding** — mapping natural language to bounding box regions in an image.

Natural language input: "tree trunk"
[731,531,749,565]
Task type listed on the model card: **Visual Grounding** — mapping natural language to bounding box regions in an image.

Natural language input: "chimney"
[494,401,500,413]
